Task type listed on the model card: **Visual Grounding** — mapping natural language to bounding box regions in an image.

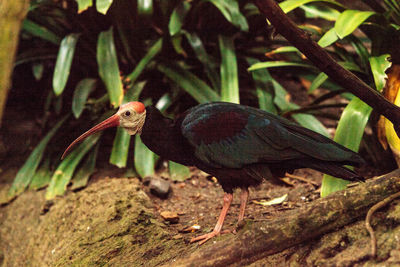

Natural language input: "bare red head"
[61,101,146,159]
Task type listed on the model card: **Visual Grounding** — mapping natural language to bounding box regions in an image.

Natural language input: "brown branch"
[170,169,400,267]
[253,0,400,136]
[365,190,400,258]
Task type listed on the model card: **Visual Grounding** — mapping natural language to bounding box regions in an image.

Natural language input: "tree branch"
[170,169,400,266]
[253,0,400,135]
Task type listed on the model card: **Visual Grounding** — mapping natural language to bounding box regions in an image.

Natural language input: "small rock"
[179,224,201,233]
[160,211,179,223]
[149,177,171,199]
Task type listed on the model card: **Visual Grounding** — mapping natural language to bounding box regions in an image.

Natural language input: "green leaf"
[248,61,315,71]
[75,0,93,13]
[126,39,162,84]
[71,144,98,190]
[369,54,392,92]
[318,28,338,48]
[169,1,191,35]
[96,0,113,14]
[22,19,61,45]
[219,35,239,104]
[29,157,51,190]
[292,113,330,137]
[309,72,328,93]
[247,58,277,114]
[338,61,363,73]
[334,10,375,39]
[138,0,153,15]
[53,33,80,96]
[169,161,191,181]
[185,32,220,90]
[266,46,299,55]
[349,36,370,72]
[321,97,372,197]
[8,115,68,198]
[32,63,44,81]
[109,82,146,168]
[97,27,123,107]
[46,133,101,199]
[134,135,155,177]
[301,4,340,21]
[273,80,329,136]
[205,0,249,31]
[279,0,343,13]
[72,78,97,118]
[158,63,220,103]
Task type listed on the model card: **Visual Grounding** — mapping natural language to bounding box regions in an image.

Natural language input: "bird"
[62,101,365,244]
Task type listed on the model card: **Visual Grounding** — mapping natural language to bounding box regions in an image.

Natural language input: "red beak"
[61,114,120,160]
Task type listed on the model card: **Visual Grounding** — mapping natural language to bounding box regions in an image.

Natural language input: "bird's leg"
[190,192,233,245]
[238,187,249,223]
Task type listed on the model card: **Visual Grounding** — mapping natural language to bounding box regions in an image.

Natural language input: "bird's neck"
[140,106,192,165]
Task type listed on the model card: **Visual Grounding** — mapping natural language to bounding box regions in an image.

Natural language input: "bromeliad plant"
[248,0,399,196]
[9,0,333,201]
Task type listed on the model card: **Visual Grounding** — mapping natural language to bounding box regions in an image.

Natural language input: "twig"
[365,191,400,258]
[253,0,400,136]
[285,173,320,186]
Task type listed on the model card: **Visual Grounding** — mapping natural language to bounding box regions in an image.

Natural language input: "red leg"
[238,187,249,223]
[190,192,233,245]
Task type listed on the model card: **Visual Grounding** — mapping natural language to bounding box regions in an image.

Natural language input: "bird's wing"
[181,102,362,169]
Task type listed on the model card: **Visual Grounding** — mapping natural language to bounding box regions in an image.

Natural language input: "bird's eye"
[125,111,131,116]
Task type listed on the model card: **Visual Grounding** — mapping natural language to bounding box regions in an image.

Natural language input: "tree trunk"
[0,0,30,127]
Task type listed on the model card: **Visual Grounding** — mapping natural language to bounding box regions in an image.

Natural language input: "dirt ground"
[2,161,400,266]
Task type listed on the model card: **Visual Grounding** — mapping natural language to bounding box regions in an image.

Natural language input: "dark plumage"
[63,101,365,244]
[142,102,364,191]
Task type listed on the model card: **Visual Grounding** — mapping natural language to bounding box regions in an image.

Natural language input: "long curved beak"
[61,114,120,160]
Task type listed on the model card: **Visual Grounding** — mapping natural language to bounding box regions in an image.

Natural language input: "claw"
[190,230,221,245]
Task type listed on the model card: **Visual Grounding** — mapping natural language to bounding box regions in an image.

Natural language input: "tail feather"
[305,161,364,182]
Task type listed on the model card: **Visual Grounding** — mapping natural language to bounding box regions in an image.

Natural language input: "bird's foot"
[190,229,230,245]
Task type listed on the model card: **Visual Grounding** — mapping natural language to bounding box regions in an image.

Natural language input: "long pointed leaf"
[219,35,239,103]
[96,0,113,14]
[22,19,61,45]
[273,80,329,136]
[247,58,277,114]
[205,0,249,31]
[126,39,162,84]
[46,133,101,199]
[134,135,155,177]
[334,10,375,39]
[169,1,191,35]
[71,144,98,190]
[169,161,190,181]
[97,27,123,107]
[248,61,315,71]
[8,115,68,198]
[75,0,93,13]
[321,97,372,197]
[72,78,97,118]
[279,0,343,13]
[53,33,80,96]
[158,63,220,103]
[185,33,220,90]
[29,157,51,190]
